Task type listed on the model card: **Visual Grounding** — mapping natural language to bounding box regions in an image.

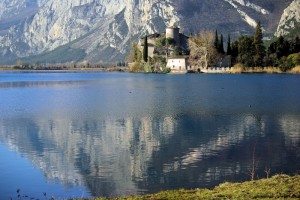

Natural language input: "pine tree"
[238,36,255,67]
[253,22,265,67]
[143,36,148,62]
[227,34,232,55]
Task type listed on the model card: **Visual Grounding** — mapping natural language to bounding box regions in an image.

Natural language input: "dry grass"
[246,67,282,74]
[73,174,300,200]
[0,66,13,70]
[228,63,282,74]
[229,63,243,74]
[289,66,300,74]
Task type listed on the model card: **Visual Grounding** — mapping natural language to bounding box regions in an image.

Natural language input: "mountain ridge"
[0,0,296,64]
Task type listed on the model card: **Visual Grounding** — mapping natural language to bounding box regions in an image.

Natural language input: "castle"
[138,27,189,58]
[137,27,190,73]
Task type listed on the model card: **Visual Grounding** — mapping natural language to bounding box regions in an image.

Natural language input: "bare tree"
[188,31,219,69]
[249,143,259,181]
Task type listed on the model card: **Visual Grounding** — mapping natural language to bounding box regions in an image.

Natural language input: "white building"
[166,57,191,73]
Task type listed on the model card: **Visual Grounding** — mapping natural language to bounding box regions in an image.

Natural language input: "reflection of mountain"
[0,115,177,196]
[1,73,300,197]
[279,115,300,148]
[1,111,299,197]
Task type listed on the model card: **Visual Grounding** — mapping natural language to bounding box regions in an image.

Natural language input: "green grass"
[76,174,300,200]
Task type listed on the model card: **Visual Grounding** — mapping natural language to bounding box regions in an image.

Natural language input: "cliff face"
[0,0,294,64]
[0,0,179,63]
[275,0,300,37]
[0,0,46,30]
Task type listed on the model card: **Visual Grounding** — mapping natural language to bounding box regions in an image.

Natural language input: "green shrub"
[289,52,300,66]
[162,67,171,73]
[280,52,300,71]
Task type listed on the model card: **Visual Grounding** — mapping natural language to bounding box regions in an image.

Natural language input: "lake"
[0,71,299,199]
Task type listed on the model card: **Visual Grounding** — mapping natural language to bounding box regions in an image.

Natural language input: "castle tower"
[166,27,180,46]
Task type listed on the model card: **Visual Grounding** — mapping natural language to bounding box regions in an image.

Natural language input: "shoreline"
[1,66,300,74]
[0,66,128,72]
[81,174,299,200]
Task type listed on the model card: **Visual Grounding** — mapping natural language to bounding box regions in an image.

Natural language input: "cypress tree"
[133,43,138,62]
[253,22,265,66]
[227,34,232,55]
[214,30,219,50]
[220,34,224,54]
[143,36,148,62]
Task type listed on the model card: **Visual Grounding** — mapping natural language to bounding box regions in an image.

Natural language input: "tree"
[214,30,219,50]
[133,43,138,62]
[238,36,255,67]
[188,31,219,68]
[253,22,266,67]
[290,36,300,54]
[231,40,239,64]
[227,34,232,55]
[126,42,140,63]
[155,37,167,47]
[143,36,148,62]
[219,34,225,54]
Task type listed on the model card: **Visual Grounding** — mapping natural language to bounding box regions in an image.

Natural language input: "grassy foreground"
[78,175,300,200]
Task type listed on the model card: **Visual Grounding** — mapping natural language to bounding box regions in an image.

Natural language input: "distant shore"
[0,66,128,72]
[1,65,300,74]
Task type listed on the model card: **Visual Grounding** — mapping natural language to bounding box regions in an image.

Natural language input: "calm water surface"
[0,71,299,199]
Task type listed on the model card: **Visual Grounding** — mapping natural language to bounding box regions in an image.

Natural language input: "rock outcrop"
[275,0,300,37]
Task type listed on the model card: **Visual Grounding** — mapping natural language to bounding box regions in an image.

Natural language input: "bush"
[129,62,142,72]
[288,52,300,66]
[280,52,300,72]
[155,37,167,47]
[162,67,171,73]
[143,62,152,72]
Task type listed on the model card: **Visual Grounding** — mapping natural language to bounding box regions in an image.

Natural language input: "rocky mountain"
[0,0,294,64]
[275,0,300,37]
[0,0,46,34]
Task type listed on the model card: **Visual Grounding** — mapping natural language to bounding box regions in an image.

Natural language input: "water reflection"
[0,72,299,198]
[1,112,299,197]
[0,115,178,197]
[280,115,300,147]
